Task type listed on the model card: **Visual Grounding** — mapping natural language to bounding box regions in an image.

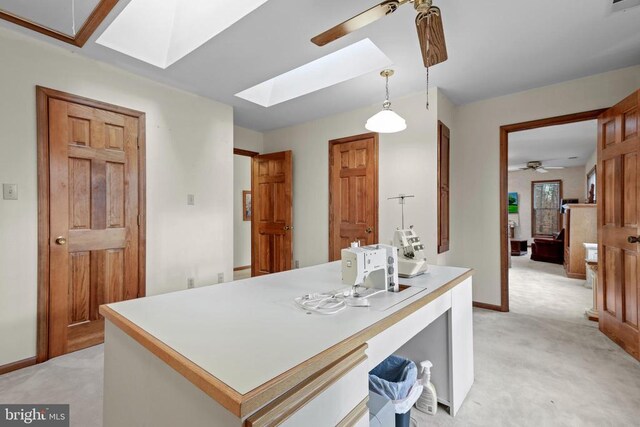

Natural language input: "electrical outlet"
[217,273,224,283]
[295,260,300,269]
[187,194,195,205]
[2,184,18,200]
[187,278,195,289]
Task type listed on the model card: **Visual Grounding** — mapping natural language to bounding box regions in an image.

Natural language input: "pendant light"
[365,69,406,133]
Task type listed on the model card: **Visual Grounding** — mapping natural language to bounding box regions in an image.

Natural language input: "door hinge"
[136,136,140,149]
[137,214,141,226]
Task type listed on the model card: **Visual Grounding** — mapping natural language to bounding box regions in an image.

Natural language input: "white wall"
[0,27,234,366]
[233,156,252,268]
[508,166,586,243]
[263,88,449,269]
[449,65,640,306]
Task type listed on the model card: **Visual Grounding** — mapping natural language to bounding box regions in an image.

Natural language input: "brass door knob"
[628,236,640,244]
[55,236,67,245]
[283,225,290,231]
[366,227,373,234]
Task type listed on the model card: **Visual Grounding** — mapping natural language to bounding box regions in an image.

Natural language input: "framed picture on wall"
[508,192,519,213]
[243,190,252,221]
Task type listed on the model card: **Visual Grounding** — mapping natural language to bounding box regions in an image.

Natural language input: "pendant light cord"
[383,72,391,110]
[385,73,390,102]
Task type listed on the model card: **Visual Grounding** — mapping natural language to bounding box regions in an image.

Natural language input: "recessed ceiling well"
[96,0,270,68]
[0,0,117,46]
[235,39,393,107]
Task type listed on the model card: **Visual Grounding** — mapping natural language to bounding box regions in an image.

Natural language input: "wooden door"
[46,94,143,358]
[329,133,378,261]
[598,90,640,360]
[252,151,293,276]
[438,121,450,253]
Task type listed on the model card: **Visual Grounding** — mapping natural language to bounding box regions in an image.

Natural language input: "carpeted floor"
[414,252,640,426]
[1,254,639,426]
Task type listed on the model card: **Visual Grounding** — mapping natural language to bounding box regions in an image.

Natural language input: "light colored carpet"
[413,252,640,426]
[1,255,639,427]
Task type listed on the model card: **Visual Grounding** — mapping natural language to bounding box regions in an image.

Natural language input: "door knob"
[366,227,373,234]
[628,236,640,244]
[283,225,290,231]
[55,236,67,245]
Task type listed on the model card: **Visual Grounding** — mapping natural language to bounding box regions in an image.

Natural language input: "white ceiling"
[1,0,640,131]
[509,120,597,169]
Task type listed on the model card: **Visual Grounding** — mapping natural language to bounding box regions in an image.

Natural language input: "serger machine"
[394,227,428,277]
[341,242,399,292]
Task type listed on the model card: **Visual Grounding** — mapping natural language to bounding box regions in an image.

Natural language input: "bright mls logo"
[0,405,69,427]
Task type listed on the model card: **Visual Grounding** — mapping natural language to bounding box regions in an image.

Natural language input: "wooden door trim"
[328,132,379,261]
[234,148,259,275]
[36,86,146,363]
[498,109,606,313]
[0,0,119,47]
[233,148,259,157]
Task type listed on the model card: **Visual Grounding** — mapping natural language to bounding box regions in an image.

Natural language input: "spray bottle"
[415,361,437,415]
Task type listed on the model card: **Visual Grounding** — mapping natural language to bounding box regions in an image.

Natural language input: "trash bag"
[369,355,418,402]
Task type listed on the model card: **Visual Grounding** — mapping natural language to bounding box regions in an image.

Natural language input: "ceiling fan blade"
[416,7,448,67]
[311,1,402,46]
[544,166,565,170]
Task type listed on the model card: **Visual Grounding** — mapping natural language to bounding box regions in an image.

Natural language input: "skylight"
[96,0,269,69]
[235,39,393,107]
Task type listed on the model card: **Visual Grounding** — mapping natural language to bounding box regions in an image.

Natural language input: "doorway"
[233,148,258,280]
[500,109,605,312]
[36,87,146,362]
[328,133,379,261]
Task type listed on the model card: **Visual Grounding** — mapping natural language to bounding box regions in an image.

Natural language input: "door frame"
[36,86,147,363]
[233,148,259,275]
[497,109,606,313]
[328,132,379,260]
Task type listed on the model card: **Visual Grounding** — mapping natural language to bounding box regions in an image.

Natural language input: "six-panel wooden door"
[251,151,293,276]
[329,133,379,261]
[48,97,141,358]
[598,90,640,361]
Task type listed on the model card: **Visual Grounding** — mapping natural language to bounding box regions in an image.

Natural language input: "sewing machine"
[394,227,428,277]
[341,242,399,292]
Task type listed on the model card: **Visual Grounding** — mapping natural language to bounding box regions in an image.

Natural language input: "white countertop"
[105,262,470,395]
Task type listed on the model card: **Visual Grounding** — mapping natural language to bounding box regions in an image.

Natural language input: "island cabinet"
[563,204,597,279]
[100,263,474,427]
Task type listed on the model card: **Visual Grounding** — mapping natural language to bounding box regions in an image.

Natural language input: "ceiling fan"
[509,161,566,174]
[311,0,448,68]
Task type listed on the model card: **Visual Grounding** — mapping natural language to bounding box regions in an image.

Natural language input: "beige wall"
[263,88,452,268]
[449,65,640,306]
[0,28,234,366]
[508,167,586,243]
[234,125,264,153]
[233,156,252,268]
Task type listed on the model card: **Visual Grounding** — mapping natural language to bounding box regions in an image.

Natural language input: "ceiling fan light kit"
[366,70,407,133]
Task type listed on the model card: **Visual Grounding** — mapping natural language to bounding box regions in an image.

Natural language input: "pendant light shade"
[365,69,406,134]
[365,108,407,133]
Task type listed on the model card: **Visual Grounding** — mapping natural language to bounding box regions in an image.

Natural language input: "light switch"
[187,194,195,205]
[3,184,17,200]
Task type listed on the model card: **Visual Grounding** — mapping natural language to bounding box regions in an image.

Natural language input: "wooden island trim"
[99,268,473,418]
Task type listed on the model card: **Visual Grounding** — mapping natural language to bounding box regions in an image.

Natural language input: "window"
[532,180,562,237]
